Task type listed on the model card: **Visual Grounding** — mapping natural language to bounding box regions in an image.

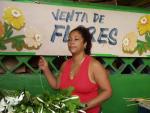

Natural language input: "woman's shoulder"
[89,56,103,67]
[89,56,106,75]
[89,56,99,64]
[62,58,71,66]
[60,58,71,71]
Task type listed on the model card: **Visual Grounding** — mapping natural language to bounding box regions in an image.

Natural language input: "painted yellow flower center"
[11,9,21,18]
[140,17,147,25]
[123,38,129,46]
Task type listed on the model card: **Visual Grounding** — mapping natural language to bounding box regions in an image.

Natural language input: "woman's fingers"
[38,56,48,70]
[40,56,45,61]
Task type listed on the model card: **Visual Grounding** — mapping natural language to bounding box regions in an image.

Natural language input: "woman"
[38,26,112,113]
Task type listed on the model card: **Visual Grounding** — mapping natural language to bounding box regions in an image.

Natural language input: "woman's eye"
[67,38,79,42]
[75,38,79,40]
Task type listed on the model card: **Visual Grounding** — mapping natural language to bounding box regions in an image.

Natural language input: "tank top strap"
[62,59,72,74]
[81,55,91,71]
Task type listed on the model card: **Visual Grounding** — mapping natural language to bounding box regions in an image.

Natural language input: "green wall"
[0,74,150,113]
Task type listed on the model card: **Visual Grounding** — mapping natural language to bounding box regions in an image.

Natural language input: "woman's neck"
[72,52,86,64]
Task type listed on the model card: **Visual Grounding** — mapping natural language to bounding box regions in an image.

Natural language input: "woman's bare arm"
[38,56,65,89]
[85,58,112,109]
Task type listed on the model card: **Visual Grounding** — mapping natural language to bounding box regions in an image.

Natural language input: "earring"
[84,43,87,49]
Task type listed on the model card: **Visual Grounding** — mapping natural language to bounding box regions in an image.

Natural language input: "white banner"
[0,1,150,57]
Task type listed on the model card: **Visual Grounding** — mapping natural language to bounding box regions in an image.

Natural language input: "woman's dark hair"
[69,26,92,55]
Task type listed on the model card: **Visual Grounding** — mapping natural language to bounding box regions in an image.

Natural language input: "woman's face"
[68,31,85,54]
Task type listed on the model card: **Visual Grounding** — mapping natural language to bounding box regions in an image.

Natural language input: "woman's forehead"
[69,31,81,37]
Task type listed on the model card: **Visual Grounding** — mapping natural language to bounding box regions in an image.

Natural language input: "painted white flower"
[122,32,137,53]
[24,26,42,49]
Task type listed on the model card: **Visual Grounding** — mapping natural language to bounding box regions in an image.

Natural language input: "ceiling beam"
[73,0,117,5]
[132,0,150,7]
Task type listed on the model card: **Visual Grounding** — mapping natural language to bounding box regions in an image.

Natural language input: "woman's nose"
[69,40,75,44]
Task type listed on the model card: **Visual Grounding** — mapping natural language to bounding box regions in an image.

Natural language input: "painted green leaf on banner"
[11,35,25,50]
[137,40,147,55]
[0,41,6,50]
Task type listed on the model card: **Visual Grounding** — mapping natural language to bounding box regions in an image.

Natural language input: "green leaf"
[60,87,74,97]
[3,22,9,39]
[10,35,25,50]
[5,26,13,38]
[136,40,147,55]
[67,102,76,112]
[26,106,34,112]
[145,42,150,49]
[145,32,150,43]
[20,104,26,110]
[0,41,7,50]
[4,22,9,32]
[22,91,31,103]
[0,91,5,100]
[32,97,41,106]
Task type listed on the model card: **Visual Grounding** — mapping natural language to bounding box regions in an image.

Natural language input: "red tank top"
[59,55,100,113]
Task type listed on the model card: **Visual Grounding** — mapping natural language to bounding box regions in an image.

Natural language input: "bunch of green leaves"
[1,87,85,113]
[0,22,25,50]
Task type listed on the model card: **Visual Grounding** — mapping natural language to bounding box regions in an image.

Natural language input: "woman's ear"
[84,42,87,48]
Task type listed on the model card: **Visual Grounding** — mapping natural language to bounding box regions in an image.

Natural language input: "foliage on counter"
[0,88,86,113]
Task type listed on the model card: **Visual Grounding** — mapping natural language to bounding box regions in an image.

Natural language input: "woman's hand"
[38,56,49,71]
[38,56,58,89]
[81,103,88,111]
